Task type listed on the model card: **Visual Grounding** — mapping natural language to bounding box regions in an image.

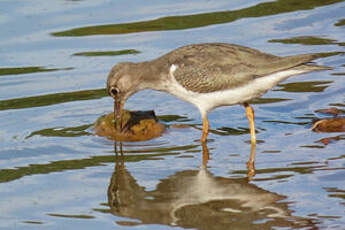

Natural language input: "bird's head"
[106,62,142,130]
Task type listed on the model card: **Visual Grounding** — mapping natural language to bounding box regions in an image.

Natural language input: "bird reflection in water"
[107,142,315,229]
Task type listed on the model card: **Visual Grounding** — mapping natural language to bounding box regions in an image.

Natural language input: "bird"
[106,43,330,144]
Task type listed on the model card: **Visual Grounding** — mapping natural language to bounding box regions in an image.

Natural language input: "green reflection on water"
[249,97,291,104]
[215,127,250,136]
[275,81,332,93]
[0,66,73,76]
[73,49,141,56]
[0,145,197,183]
[326,187,345,200]
[157,114,192,123]
[232,164,325,178]
[51,0,344,36]
[47,214,95,219]
[330,103,345,107]
[269,36,345,46]
[22,221,44,225]
[332,72,345,76]
[26,124,93,139]
[263,120,309,126]
[0,88,106,111]
[335,19,345,26]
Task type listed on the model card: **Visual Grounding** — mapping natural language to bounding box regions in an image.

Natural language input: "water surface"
[0,0,345,229]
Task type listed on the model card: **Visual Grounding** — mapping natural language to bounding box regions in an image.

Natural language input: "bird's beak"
[114,99,124,131]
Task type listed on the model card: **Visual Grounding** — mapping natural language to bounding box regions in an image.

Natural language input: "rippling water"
[1,0,344,229]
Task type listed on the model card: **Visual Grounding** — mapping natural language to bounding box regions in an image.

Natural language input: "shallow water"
[1,0,345,229]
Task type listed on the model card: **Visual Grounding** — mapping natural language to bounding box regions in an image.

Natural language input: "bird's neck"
[134,61,170,92]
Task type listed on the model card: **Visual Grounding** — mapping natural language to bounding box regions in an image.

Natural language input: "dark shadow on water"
[105,142,317,229]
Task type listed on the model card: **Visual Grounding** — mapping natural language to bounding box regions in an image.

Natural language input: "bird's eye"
[110,87,119,96]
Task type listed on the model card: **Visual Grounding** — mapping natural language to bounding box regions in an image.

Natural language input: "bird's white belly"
[168,64,307,117]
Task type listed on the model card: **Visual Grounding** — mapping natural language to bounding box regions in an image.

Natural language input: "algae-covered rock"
[94,110,165,141]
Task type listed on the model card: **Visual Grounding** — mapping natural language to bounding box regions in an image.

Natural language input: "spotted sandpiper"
[106,43,330,144]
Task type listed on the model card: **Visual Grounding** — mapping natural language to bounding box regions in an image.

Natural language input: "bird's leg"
[247,143,256,178]
[244,103,256,145]
[201,116,209,142]
[201,141,209,167]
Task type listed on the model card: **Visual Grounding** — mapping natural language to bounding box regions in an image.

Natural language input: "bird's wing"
[164,43,318,93]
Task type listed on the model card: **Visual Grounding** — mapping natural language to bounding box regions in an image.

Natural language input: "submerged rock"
[94,110,165,142]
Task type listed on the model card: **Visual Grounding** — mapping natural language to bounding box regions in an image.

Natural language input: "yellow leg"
[201,142,209,167]
[244,103,257,145]
[201,116,209,142]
